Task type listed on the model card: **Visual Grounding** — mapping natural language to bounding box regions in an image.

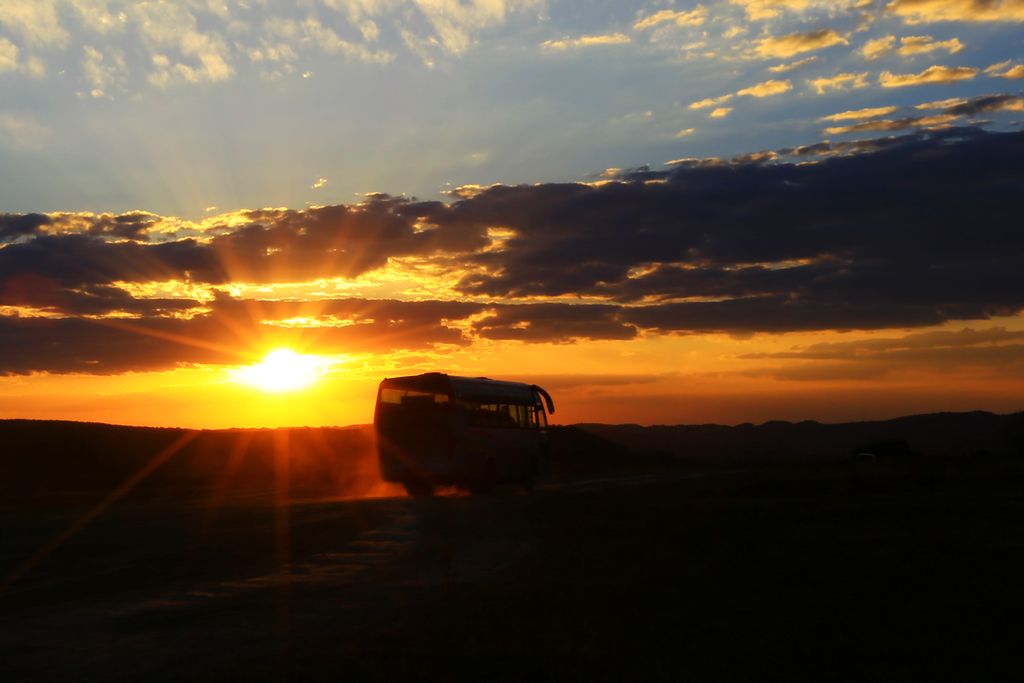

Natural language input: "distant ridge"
[576,410,1024,463]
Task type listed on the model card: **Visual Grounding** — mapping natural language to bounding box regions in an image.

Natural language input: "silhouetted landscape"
[2,413,1024,680]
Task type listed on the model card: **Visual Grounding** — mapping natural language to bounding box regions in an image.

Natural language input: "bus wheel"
[403,479,435,497]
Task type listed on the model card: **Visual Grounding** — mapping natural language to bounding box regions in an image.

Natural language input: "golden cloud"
[861,35,896,60]
[736,78,793,97]
[710,107,734,118]
[634,6,708,30]
[541,33,631,50]
[886,0,1024,23]
[689,94,735,110]
[821,106,900,122]
[897,35,964,56]
[879,64,978,87]
[768,56,818,73]
[824,113,958,135]
[754,29,849,59]
[861,34,963,60]
[985,60,1024,79]
[915,97,967,109]
[731,0,816,20]
[807,72,869,94]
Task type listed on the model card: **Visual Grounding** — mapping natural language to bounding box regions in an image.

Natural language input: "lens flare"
[232,349,327,393]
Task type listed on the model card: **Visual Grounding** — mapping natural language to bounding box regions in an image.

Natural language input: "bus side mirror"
[530,385,555,414]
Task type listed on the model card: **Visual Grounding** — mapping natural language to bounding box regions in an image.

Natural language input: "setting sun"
[231,349,328,393]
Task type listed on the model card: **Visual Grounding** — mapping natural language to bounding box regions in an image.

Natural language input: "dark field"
[2,416,1024,681]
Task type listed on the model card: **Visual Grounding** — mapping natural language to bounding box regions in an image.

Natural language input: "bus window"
[461,400,535,428]
[531,403,547,429]
[380,387,450,407]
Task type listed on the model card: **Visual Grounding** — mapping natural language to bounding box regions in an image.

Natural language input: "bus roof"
[380,373,555,413]
[381,373,536,403]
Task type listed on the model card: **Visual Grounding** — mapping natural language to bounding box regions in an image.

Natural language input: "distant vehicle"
[375,373,555,496]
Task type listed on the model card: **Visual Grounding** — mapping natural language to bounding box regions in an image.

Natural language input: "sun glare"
[231,349,328,393]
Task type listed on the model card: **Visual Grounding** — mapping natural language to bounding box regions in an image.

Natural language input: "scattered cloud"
[879,64,978,87]
[82,45,127,98]
[861,35,896,60]
[897,35,964,56]
[916,97,969,109]
[674,127,696,138]
[823,93,1024,134]
[690,79,794,119]
[135,3,235,87]
[824,113,958,135]
[769,56,818,73]
[886,0,1024,24]
[634,7,708,30]
[264,17,392,65]
[808,72,869,94]
[541,33,631,50]
[943,93,1024,115]
[862,34,964,60]
[0,37,17,74]
[0,0,69,48]
[689,94,735,110]
[737,79,793,97]
[312,177,328,189]
[68,0,128,34]
[986,61,1024,79]
[821,106,900,121]
[404,0,542,56]
[754,29,849,59]
[730,0,848,21]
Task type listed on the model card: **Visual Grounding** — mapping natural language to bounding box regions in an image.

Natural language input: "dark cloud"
[450,128,1024,331]
[0,196,488,289]
[822,113,957,135]
[0,213,50,242]
[2,129,1024,373]
[779,135,913,158]
[77,211,163,239]
[472,303,638,342]
[0,276,199,317]
[945,94,1024,117]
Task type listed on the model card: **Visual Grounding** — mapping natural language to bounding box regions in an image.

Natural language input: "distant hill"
[0,421,382,506]
[577,411,1024,464]
[2,411,1022,507]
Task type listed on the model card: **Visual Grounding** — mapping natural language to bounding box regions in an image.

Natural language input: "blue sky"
[1,1,1022,217]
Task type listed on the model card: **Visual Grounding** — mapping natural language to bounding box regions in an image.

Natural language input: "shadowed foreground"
[2,418,1024,680]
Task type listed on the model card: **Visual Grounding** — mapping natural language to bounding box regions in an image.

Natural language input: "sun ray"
[1,430,199,592]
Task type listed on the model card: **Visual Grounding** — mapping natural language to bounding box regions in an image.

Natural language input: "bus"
[374,373,555,496]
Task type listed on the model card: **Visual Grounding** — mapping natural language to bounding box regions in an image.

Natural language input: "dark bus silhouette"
[375,373,555,496]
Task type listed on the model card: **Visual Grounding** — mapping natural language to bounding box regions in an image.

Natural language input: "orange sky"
[2,314,1022,428]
